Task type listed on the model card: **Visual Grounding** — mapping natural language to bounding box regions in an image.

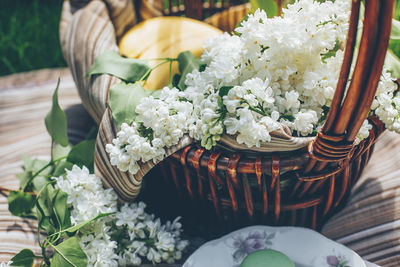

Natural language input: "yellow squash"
[118,17,222,89]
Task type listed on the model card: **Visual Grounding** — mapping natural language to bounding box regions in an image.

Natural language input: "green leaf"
[172,74,181,88]
[21,155,48,172]
[108,82,161,127]
[50,237,88,267]
[51,143,74,177]
[177,51,200,90]
[250,0,278,18]
[45,79,69,147]
[87,50,151,83]
[32,176,48,192]
[37,216,55,237]
[67,213,112,233]
[66,139,96,172]
[219,86,234,98]
[391,19,400,40]
[53,161,74,177]
[52,143,72,160]
[385,50,400,78]
[18,156,51,190]
[52,189,71,230]
[10,248,35,267]
[36,184,56,235]
[50,213,113,237]
[19,156,51,189]
[16,172,33,192]
[8,191,35,217]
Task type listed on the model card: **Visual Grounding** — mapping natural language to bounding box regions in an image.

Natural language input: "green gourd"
[240,249,295,267]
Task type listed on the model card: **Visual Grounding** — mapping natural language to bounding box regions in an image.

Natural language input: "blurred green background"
[0,0,66,76]
[0,0,399,77]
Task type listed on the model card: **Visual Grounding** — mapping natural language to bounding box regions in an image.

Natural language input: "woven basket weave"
[60,0,395,230]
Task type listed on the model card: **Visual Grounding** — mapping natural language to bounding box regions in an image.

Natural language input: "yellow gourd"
[118,17,222,89]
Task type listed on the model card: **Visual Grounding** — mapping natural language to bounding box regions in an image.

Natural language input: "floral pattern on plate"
[183,226,368,267]
[229,230,276,266]
[326,255,351,267]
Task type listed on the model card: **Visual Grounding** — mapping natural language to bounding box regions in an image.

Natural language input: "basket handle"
[307,0,394,171]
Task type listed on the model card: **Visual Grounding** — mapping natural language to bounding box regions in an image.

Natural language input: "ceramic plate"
[183,226,370,267]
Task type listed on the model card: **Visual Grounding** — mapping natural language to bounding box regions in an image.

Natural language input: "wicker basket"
[161,116,384,230]
[60,0,395,231]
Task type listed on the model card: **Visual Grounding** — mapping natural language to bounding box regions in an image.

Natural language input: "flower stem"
[46,238,77,267]
[248,106,267,116]
[139,59,175,83]
[146,57,178,62]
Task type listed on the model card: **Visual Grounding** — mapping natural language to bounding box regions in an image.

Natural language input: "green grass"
[0,0,66,76]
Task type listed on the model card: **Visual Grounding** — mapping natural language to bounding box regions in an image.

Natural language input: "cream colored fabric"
[219,124,314,152]
[59,0,136,124]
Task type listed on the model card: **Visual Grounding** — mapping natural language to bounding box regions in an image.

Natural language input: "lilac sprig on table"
[6,81,188,267]
[55,165,188,266]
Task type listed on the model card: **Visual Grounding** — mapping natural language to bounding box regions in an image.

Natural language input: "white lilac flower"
[113,204,188,266]
[55,165,118,225]
[293,110,319,136]
[79,223,119,267]
[116,203,146,227]
[54,165,120,266]
[284,91,300,111]
[0,262,12,267]
[371,70,400,133]
[106,87,195,175]
[118,252,142,266]
[54,165,189,267]
[107,0,399,175]
[155,231,175,252]
[355,120,373,145]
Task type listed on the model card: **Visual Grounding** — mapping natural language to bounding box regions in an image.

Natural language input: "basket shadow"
[64,104,97,145]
